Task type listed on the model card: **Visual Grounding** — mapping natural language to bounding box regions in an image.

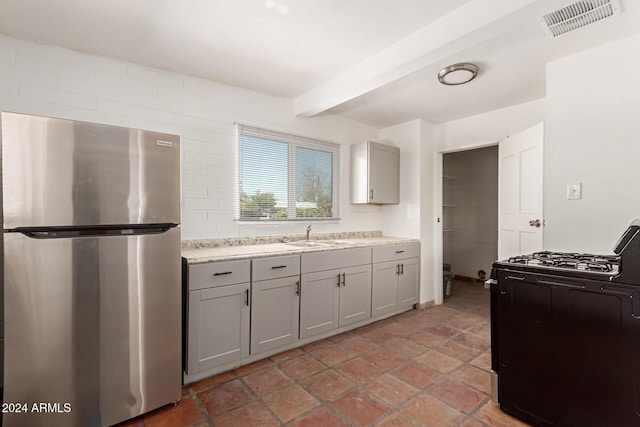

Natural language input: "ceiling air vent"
[539,0,620,37]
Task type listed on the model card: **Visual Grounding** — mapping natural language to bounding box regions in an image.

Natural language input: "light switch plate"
[567,183,582,200]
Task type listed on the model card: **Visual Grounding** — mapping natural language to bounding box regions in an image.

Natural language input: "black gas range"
[489,220,640,427]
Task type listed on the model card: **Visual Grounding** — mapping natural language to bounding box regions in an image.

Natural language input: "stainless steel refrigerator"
[1,112,182,426]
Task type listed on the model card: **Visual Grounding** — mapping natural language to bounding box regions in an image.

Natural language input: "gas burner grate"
[555,260,615,272]
[533,251,581,259]
[506,251,619,272]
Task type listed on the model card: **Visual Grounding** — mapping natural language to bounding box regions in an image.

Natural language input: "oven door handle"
[537,279,585,289]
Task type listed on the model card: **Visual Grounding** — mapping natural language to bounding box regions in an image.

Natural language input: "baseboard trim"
[416,300,435,310]
[454,275,485,283]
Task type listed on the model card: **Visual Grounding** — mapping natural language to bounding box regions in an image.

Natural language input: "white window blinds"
[237,124,341,221]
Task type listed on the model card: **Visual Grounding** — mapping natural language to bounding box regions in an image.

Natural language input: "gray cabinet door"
[300,269,340,339]
[372,260,399,317]
[373,256,420,318]
[187,283,250,374]
[398,258,420,309]
[369,142,399,204]
[251,276,300,355]
[339,264,372,327]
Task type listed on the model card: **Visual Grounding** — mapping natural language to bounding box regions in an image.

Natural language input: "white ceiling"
[0,0,638,128]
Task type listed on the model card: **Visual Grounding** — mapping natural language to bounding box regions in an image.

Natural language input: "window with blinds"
[237,124,340,221]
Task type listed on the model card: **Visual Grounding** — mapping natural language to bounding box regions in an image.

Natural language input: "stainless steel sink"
[286,239,356,247]
[286,240,331,247]
[323,239,356,245]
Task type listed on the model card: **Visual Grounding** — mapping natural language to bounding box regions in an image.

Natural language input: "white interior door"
[498,122,544,259]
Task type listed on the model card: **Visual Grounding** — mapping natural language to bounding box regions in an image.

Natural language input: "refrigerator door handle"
[14,224,177,239]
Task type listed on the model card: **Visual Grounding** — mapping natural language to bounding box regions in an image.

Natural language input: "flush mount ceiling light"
[437,63,479,85]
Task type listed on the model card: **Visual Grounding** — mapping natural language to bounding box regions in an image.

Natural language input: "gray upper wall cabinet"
[350,140,400,204]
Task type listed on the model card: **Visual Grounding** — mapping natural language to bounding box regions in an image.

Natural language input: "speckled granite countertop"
[182,231,419,264]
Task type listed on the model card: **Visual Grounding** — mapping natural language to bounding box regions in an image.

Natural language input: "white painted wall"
[419,120,438,304]
[0,34,381,240]
[379,119,437,305]
[379,120,421,238]
[435,99,545,152]
[544,33,640,253]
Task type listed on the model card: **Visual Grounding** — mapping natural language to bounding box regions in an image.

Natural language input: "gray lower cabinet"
[187,283,250,374]
[251,255,301,355]
[300,248,372,339]
[186,259,251,375]
[339,264,373,326]
[299,269,340,338]
[372,243,420,317]
[371,260,398,316]
[184,241,418,380]
[398,257,419,308]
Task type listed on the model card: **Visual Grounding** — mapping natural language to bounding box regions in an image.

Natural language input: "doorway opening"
[442,145,498,303]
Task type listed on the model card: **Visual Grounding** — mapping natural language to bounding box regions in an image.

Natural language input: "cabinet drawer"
[252,255,300,281]
[301,247,371,274]
[188,259,251,290]
[372,242,420,263]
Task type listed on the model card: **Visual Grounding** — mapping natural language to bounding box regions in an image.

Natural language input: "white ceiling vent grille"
[539,0,620,37]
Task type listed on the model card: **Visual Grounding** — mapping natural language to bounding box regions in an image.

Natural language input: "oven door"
[494,268,640,427]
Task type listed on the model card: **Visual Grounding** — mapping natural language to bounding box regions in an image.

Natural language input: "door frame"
[433,141,499,305]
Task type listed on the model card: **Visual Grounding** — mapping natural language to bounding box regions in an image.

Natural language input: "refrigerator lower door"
[3,227,181,427]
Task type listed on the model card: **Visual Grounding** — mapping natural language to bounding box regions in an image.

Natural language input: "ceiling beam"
[293,0,540,118]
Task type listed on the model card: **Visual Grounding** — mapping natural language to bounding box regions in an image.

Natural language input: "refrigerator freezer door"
[3,227,182,427]
[1,112,180,228]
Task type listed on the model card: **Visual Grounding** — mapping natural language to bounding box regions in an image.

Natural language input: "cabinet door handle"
[244,289,249,306]
[342,272,346,287]
[337,274,341,287]
[214,271,232,276]
[295,280,300,296]
[400,263,404,275]
[396,264,400,275]
[370,188,374,200]
[271,265,287,269]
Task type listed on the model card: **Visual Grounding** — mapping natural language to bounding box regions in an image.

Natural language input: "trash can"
[443,263,452,298]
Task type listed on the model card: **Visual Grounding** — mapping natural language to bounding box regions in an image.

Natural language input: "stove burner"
[555,260,614,272]
[506,251,619,273]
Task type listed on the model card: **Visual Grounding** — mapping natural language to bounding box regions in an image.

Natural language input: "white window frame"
[237,124,341,221]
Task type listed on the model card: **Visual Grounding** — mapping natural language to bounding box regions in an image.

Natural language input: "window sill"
[237,218,342,226]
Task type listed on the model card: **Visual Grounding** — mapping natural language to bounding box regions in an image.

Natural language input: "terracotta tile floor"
[118,280,532,427]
